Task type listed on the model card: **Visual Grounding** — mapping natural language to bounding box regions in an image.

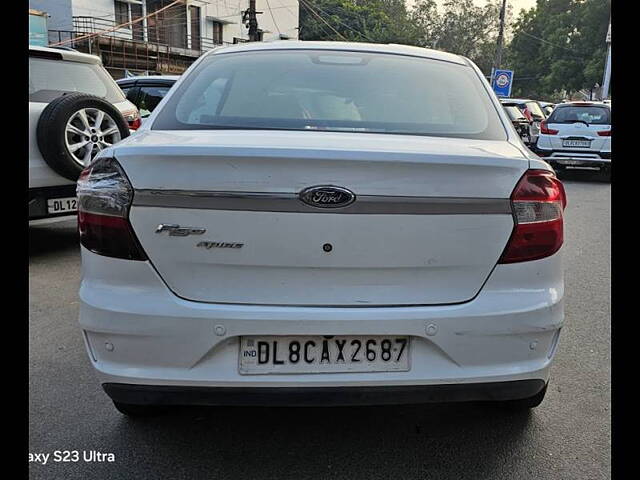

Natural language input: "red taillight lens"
[499,170,566,264]
[522,107,533,122]
[597,130,611,136]
[122,110,141,130]
[540,121,559,135]
[77,157,147,260]
[129,116,142,130]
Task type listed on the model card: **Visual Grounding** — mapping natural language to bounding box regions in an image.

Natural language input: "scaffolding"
[48,16,231,77]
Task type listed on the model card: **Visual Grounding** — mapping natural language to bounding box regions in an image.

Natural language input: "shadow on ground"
[97,402,534,479]
[556,168,610,183]
[29,220,78,258]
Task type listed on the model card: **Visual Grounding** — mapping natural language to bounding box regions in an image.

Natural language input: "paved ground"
[29,170,610,480]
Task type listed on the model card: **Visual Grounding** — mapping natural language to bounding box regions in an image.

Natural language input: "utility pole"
[243,0,261,42]
[491,0,508,86]
[601,19,611,100]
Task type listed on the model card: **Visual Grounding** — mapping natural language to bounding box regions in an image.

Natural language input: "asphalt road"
[29,170,611,480]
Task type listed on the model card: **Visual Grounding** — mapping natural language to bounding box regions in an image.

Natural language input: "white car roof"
[29,44,102,65]
[204,41,467,65]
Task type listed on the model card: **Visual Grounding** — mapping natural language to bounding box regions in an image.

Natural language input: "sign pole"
[601,20,611,100]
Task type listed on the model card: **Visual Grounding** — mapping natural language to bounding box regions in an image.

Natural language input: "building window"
[206,19,224,45]
[212,21,223,44]
[131,2,144,41]
[189,6,201,50]
[147,0,187,49]
[114,1,130,28]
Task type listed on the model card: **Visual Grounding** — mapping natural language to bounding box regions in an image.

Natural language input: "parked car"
[503,104,533,145]
[539,101,555,116]
[536,101,611,179]
[116,75,179,119]
[499,98,547,148]
[29,45,138,221]
[77,41,565,417]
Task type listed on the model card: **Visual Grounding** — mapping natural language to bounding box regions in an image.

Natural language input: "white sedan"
[77,41,566,416]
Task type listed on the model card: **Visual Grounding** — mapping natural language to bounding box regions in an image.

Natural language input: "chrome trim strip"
[133,190,511,215]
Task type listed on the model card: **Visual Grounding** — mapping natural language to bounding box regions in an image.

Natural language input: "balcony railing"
[70,16,228,55]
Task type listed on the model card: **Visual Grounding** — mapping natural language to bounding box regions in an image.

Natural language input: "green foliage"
[411,0,512,74]
[298,0,419,45]
[298,0,610,100]
[507,0,610,100]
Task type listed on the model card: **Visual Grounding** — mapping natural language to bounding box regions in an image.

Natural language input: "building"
[29,9,49,46]
[29,0,299,77]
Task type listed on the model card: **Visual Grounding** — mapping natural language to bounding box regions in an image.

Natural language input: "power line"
[299,0,347,41]
[518,30,587,59]
[265,0,281,35]
[303,0,376,42]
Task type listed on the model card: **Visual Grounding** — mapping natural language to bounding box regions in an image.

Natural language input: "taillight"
[597,130,611,136]
[129,116,142,130]
[540,121,559,135]
[499,169,566,264]
[77,157,147,260]
[122,110,141,130]
[522,107,533,122]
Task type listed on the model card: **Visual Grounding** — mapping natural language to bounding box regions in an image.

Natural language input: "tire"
[36,93,130,181]
[497,382,548,411]
[112,401,168,418]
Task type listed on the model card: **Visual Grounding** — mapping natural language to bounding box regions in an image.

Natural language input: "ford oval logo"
[299,185,356,208]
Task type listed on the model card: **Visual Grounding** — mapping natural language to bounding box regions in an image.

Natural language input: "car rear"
[501,99,544,147]
[536,102,611,175]
[503,105,533,145]
[29,46,139,220]
[77,42,565,411]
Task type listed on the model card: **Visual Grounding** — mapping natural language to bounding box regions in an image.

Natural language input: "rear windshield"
[152,50,507,140]
[547,105,611,125]
[525,101,546,119]
[29,57,125,104]
[504,106,526,121]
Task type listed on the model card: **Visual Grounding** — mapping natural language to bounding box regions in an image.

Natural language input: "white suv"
[29,46,139,221]
[77,42,565,416]
[536,101,611,179]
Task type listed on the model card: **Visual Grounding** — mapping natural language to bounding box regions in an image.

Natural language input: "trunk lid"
[546,121,611,151]
[119,130,527,306]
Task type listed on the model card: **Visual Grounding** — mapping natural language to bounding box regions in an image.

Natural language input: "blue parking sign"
[492,69,514,97]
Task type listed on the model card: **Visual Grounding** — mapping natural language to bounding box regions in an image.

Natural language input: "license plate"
[239,335,410,375]
[563,139,591,148]
[556,159,585,166]
[47,197,77,214]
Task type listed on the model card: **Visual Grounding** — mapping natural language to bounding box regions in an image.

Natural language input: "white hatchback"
[536,101,611,178]
[77,42,566,416]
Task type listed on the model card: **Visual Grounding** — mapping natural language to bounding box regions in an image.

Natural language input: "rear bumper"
[537,149,611,170]
[79,247,564,403]
[104,380,547,406]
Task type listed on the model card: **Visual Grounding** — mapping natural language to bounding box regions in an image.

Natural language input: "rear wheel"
[496,383,548,411]
[112,401,168,418]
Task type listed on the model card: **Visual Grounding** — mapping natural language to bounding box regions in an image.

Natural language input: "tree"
[410,0,512,75]
[298,0,610,101]
[299,0,420,45]
[507,0,610,100]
